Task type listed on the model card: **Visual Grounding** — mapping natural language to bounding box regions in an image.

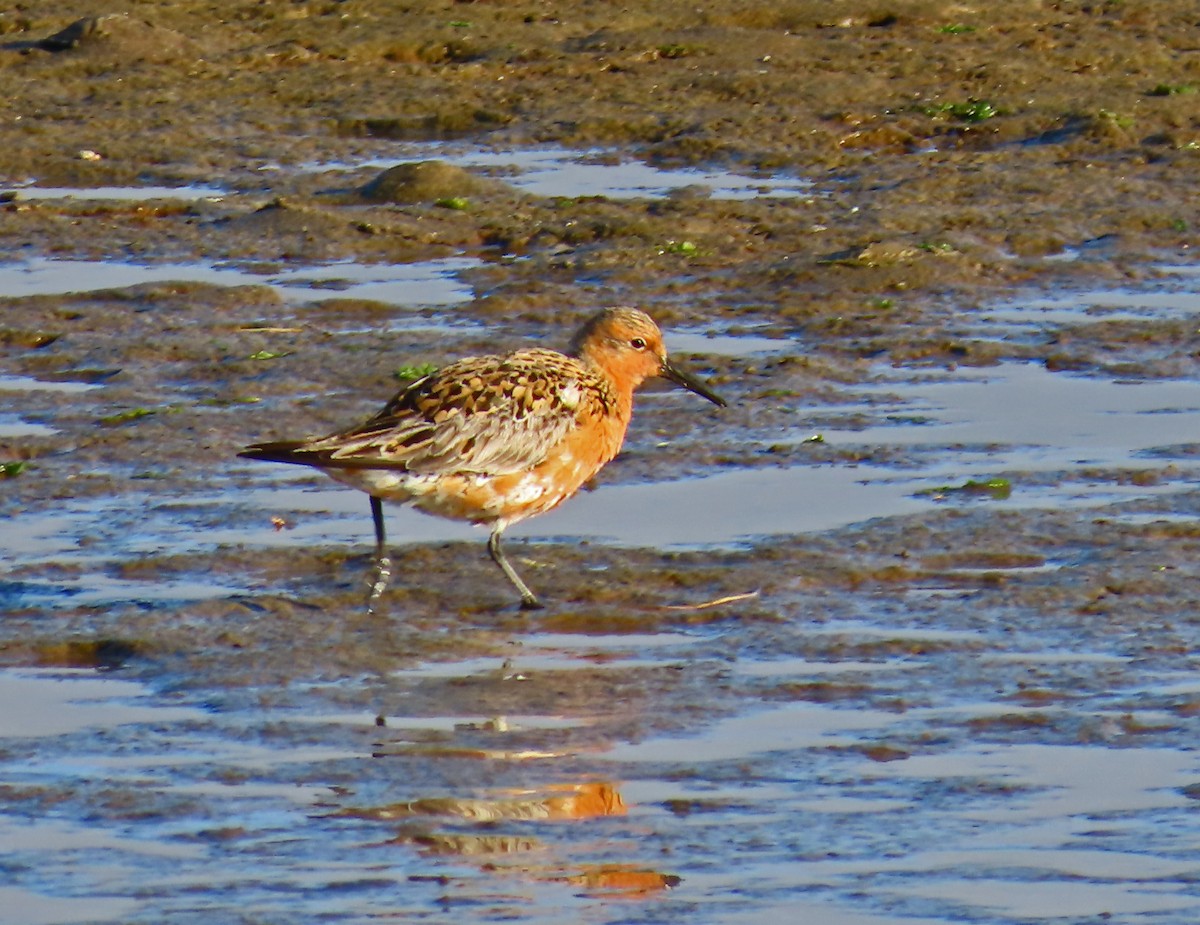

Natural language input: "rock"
[359,160,510,204]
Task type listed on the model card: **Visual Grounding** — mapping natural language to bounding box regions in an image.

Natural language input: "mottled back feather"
[277,348,616,476]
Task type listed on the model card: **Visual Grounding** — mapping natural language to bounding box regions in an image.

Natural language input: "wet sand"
[2,2,1200,923]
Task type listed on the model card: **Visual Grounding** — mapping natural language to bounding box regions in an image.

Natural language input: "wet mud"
[2,2,1200,923]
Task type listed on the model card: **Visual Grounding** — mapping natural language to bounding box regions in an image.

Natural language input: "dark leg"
[367,496,391,612]
[487,527,542,610]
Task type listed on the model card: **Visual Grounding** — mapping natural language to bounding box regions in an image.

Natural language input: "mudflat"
[2,4,1200,923]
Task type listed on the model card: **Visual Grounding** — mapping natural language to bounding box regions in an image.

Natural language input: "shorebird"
[240,307,726,609]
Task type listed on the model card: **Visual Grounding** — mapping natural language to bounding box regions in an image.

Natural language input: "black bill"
[660,358,727,407]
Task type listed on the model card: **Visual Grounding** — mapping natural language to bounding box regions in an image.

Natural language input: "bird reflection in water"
[342,781,680,894]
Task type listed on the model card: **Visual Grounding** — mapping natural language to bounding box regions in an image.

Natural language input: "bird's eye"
[630,337,647,350]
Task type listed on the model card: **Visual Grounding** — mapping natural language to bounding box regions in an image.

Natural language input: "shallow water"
[6,614,1200,924]
[3,169,1200,925]
[3,0,1200,919]
[3,356,1195,608]
[307,144,813,200]
[668,326,790,357]
[1,184,227,202]
[0,255,478,304]
[229,360,1200,549]
[983,269,1200,329]
[0,375,104,394]
[0,416,57,438]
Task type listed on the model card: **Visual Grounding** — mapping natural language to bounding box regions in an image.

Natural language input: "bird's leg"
[488,527,542,610]
[367,496,391,612]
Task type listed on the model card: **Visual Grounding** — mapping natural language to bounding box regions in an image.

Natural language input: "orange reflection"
[340,781,625,823]
[564,865,682,894]
[351,780,680,897]
[541,780,626,820]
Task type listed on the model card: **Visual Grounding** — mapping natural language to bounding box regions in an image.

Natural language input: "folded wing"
[241,349,596,477]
